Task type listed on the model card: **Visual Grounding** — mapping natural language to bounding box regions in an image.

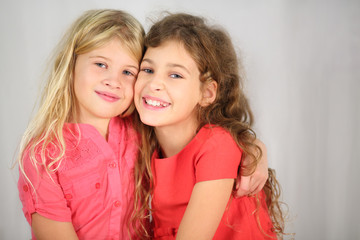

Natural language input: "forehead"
[143,40,198,70]
[84,38,139,63]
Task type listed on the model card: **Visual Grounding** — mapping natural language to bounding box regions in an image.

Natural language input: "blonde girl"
[17,9,144,239]
[133,13,286,239]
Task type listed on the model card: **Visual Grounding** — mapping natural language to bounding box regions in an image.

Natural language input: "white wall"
[1,0,359,239]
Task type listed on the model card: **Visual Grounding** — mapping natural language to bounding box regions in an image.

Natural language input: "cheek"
[73,70,88,97]
[73,79,82,99]
[122,79,134,95]
[124,88,134,104]
[134,80,143,98]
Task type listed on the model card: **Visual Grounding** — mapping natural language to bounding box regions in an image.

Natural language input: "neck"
[155,120,199,158]
[94,120,110,140]
[77,116,110,140]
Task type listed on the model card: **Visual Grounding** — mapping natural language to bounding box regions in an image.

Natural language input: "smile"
[143,97,171,107]
[95,90,120,102]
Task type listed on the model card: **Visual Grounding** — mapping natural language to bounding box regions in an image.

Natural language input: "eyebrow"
[89,55,111,61]
[90,55,139,71]
[142,58,190,75]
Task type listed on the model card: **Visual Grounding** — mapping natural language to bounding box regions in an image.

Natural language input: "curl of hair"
[17,9,144,193]
[132,13,287,239]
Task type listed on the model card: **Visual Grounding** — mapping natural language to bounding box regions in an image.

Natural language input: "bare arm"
[32,213,79,240]
[176,179,234,240]
[235,138,268,197]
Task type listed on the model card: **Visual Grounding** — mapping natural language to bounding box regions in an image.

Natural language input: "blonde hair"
[18,9,144,185]
[132,13,287,239]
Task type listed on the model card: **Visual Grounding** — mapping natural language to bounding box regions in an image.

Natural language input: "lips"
[95,90,120,102]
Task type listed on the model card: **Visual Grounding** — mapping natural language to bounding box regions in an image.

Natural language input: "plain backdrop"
[1,0,359,239]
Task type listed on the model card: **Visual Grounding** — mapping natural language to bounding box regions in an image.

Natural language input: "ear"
[200,80,217,107]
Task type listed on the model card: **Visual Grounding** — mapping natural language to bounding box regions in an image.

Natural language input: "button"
[114,200,121,207]
[23,185,29,192]
[65,194,73,200]
[95,183,100,189]
[109,162,117,168]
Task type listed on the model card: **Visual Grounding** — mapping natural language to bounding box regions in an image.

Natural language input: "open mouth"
[143,97,171,107]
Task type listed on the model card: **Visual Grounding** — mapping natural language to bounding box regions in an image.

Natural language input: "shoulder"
[198,125,232,139]
[190,125,242,161]
[21,125,86,174]
[192,125,242,182]
[21,140,61,167]
[196,125,241,153]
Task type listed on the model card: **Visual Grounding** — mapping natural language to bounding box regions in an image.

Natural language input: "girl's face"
[74,38,139,126]
[134,40,203,130]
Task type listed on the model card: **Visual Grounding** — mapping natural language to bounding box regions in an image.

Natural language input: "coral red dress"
[151,125,277,239]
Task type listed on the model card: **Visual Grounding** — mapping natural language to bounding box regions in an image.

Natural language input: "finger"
[235,174,241,189]
[249,178,267,195]
[235,176,251,197]
[249,184,260,195]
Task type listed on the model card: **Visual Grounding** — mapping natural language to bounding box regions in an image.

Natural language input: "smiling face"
[134,40,204,131]
[74,38,139,131]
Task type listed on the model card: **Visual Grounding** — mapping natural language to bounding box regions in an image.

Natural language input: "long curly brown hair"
[132,12,286,239]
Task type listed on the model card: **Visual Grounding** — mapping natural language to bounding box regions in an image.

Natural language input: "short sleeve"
[18,149,72,225]
[195,129,242,183]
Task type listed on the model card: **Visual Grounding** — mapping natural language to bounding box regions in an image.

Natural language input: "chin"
[139,116,159,127]
[141,119,156,127]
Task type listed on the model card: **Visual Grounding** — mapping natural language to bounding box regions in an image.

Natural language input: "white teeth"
[148,99,160,106]
[145,98,169,107]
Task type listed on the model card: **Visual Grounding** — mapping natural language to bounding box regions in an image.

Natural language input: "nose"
[103,71,121,89]
[148,74,164,91]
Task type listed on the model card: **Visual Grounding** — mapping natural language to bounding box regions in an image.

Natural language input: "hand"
[235,139,268,197]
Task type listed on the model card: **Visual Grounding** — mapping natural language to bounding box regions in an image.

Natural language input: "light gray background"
[1,0,359,239]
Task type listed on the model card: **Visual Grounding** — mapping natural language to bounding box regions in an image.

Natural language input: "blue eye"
[142,68,153,74]
[123,70,134,76]
[170,73,182,79]
[95,63,107,68]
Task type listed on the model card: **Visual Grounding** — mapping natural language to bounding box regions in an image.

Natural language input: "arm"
[176,179,234,240]
[18,150,76,239]
[32,213,79,240]
[235,138,268,197]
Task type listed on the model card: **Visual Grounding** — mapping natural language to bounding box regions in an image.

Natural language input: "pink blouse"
[18,116,138,239]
